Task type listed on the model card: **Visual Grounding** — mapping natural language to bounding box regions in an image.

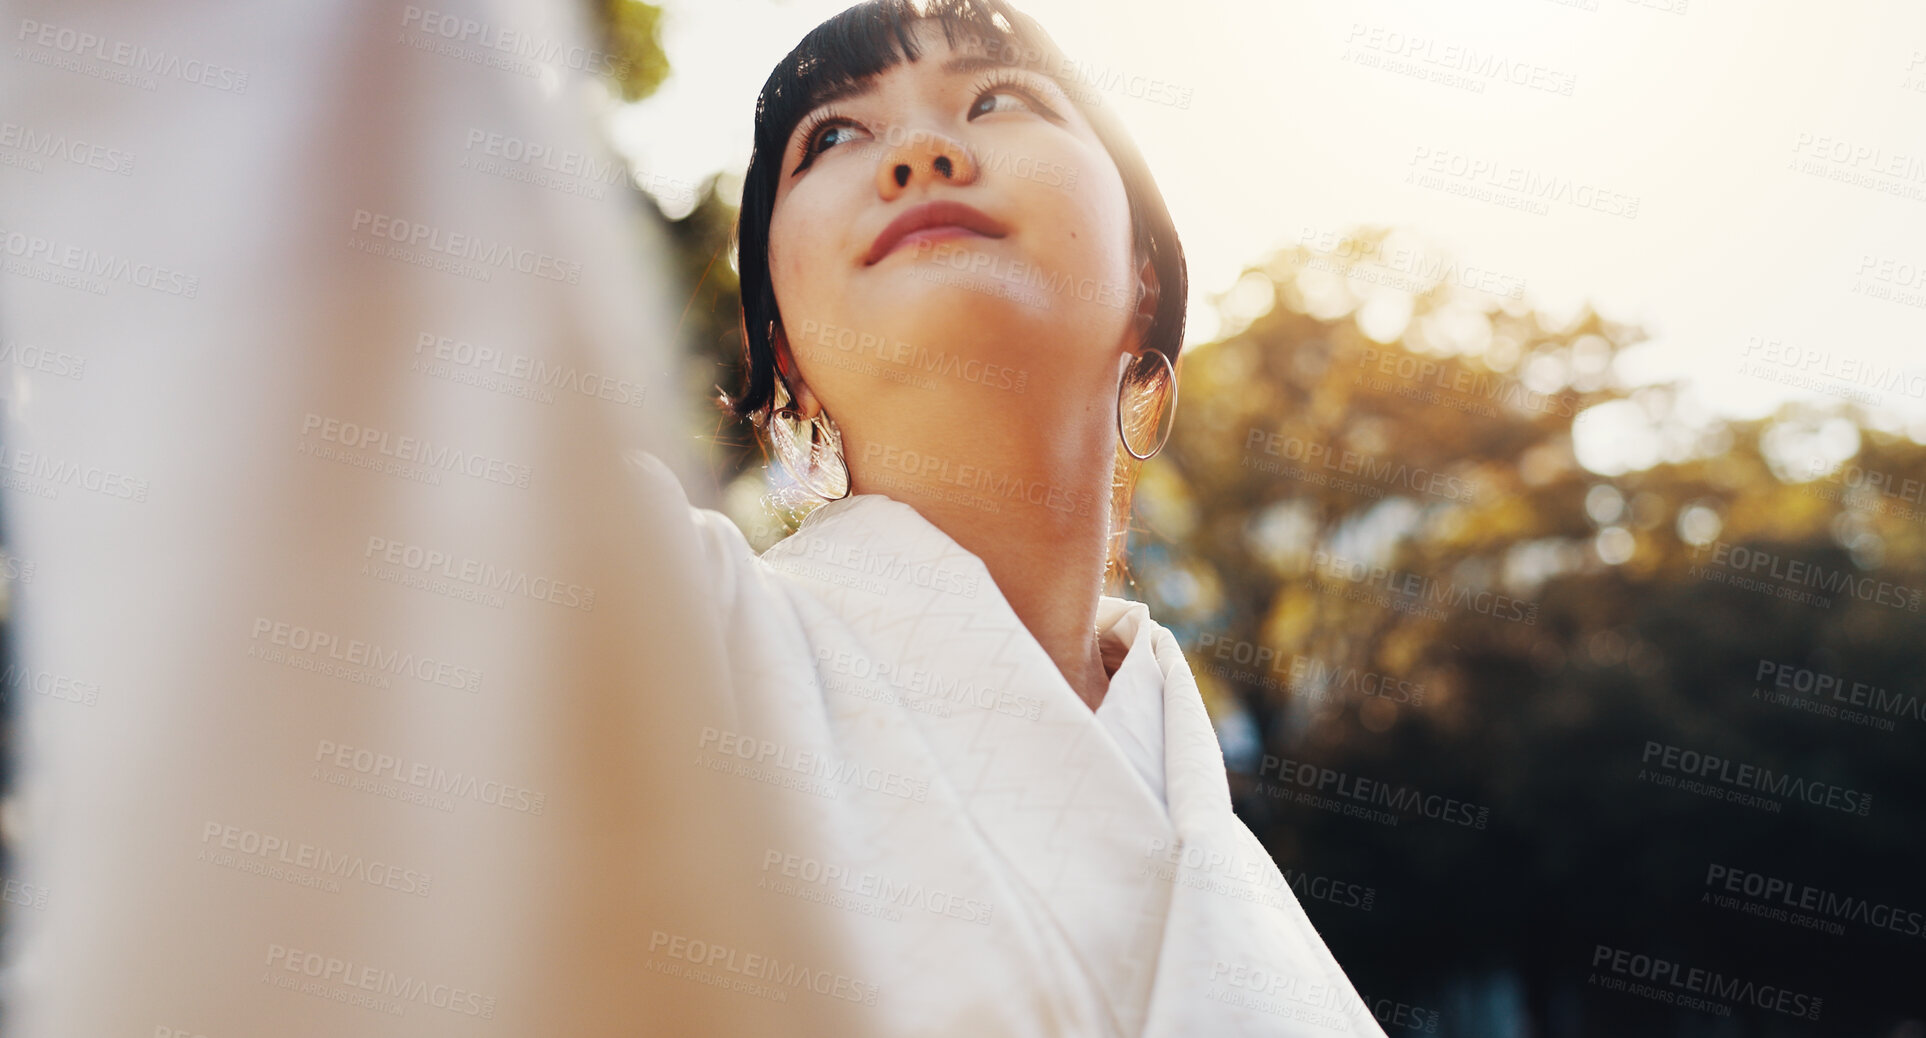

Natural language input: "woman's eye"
[968,88,1039,119]
[794,118,869,173]
[812,123,864,154]
[816,123,862,153]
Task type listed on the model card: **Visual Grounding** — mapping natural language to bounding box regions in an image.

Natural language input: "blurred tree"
[1125,228,1926,1037]
[661,176,757,473]
[589,0,671,103]
[579,0,770,512]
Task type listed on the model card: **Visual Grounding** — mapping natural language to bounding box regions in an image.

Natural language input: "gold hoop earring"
[1118,349,1178,461]
[758,379,851,500]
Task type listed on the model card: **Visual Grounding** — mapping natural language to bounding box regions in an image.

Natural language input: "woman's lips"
[889,225,987,256]
[863,200,1009,266]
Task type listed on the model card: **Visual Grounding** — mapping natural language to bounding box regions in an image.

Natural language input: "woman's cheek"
[768,207,803,274]
[772,187,857,295]
[1041,194,1134,302]
[767,221,823,311]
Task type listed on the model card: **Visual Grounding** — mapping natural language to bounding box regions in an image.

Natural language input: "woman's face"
[765,21,1142,429]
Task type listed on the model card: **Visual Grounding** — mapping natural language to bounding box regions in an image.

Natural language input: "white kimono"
[663,484,1392,1036]
[0,1,1382,1034]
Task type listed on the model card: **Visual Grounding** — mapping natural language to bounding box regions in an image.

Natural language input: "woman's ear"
[1132,256,1160,339]
[771,322,823,419]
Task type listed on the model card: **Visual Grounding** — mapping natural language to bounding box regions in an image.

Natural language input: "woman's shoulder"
[687,504,758,559]
[623,448,775,622]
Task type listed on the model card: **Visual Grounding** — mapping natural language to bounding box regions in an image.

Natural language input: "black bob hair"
[722,0,1188,428]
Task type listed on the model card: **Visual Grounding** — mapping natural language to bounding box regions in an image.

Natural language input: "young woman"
[0,0,1383,1035]
[672,1,1389,1033]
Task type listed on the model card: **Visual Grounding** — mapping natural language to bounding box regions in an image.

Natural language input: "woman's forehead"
[799,21,1020,114]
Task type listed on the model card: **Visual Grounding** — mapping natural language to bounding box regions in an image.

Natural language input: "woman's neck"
[840,402,1119,712]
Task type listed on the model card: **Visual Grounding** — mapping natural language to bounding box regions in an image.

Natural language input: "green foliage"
[1127,227,1926,1032]
[658,175,765,488]
[593,0,671,103]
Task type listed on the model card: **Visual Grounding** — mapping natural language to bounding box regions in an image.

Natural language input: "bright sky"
[609,0,1926,458]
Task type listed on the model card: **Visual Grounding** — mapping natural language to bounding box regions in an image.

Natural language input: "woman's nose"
[875,128,978,200]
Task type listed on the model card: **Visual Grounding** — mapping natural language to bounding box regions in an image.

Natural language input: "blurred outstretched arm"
[0,3,854,1034]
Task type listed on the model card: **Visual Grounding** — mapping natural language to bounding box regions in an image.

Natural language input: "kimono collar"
[763,491,1243,1036]
[778,491,1235,832]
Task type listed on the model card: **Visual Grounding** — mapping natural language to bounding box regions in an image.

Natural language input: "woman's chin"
[860,274,1098,341]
